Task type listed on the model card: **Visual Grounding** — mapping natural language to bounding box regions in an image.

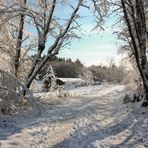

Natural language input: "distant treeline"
[38,56,126,83]
[89,64,126,83]
[38,56,84,78]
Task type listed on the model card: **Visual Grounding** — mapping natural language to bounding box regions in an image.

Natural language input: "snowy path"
[0,85,147,148]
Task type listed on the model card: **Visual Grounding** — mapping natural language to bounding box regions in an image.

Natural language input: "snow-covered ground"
[0,84,148,148]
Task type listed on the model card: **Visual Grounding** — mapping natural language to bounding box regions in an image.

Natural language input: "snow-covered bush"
[34,88,71,105]
[0,70,34,114]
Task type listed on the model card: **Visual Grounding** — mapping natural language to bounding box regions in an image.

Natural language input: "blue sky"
[57,2,120,66]
[58,24,119,66]
[26,1,120,66]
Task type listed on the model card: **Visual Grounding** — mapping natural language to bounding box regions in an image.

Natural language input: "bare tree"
[23,0,84,89]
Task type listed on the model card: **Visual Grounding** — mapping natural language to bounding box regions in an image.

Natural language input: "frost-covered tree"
[24,0,110,89]
[25,0,84,89]
[120,0,148,105]
[108,0,148,105]
[0,0,111,91]
[0,0,35,80]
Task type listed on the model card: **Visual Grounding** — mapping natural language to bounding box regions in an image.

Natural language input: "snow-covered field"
[0,84,148,148]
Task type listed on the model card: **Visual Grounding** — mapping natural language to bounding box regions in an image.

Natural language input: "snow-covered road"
[0,84,148,148]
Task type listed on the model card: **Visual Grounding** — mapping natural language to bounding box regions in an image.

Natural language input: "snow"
[30,78,85,93]
[0,84,148,148]
[58,78,85,82]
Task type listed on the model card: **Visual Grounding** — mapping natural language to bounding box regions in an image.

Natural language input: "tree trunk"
[27,42,45,79]
[14,0,27,77]
[26,52,57,89]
